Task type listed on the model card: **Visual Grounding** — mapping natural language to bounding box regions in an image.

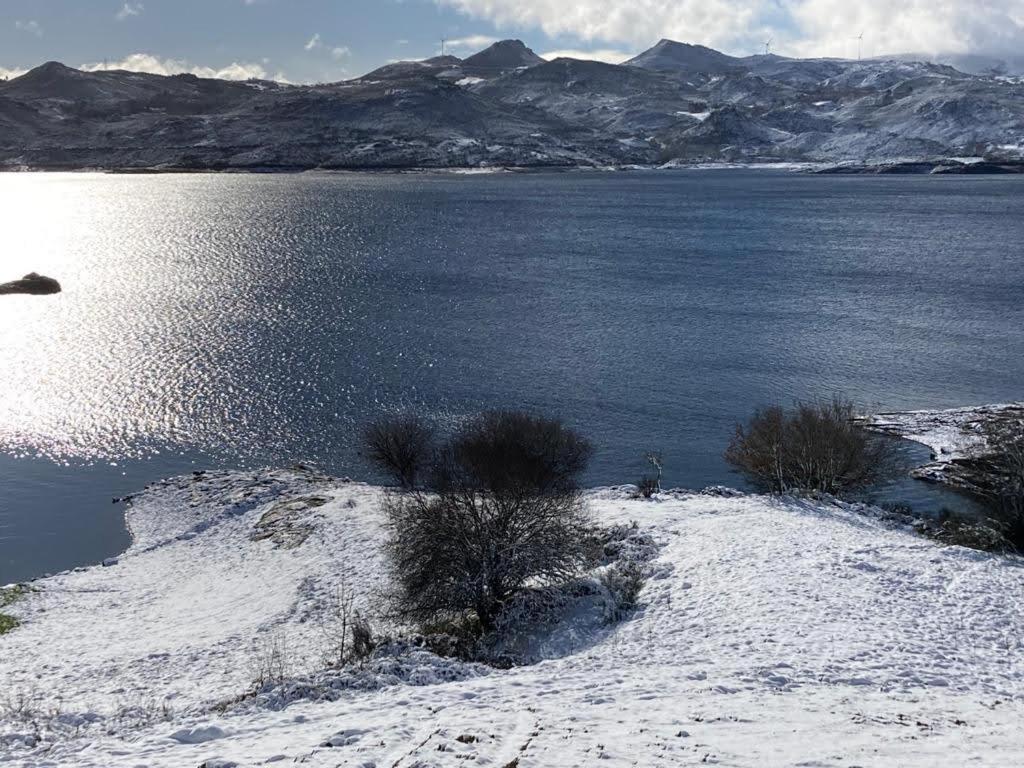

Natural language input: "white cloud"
[446,34,500,50]
[81,54,274,81]
[115,2,144,21]
[786,0,1024,59]
[14,20,43,36]
[540,48,633,63]
[438,0,1024,59]
[0,66,28,80]
[439,0,763,52]
[305,34,350,63]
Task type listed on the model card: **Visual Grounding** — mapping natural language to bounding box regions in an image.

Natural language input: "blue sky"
[0,0,624,82]
[3,0,1022,82]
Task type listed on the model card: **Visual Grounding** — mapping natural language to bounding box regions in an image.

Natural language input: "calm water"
[2,170,1022,583]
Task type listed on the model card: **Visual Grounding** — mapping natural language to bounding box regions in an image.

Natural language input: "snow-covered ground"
[2,468,1023,766]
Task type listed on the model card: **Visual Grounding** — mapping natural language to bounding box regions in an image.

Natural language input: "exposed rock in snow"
[1,469,1022,766]
[0,272,61,295]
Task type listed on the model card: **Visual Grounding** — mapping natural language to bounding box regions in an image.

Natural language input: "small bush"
[0,585,30,636]
[0,614,19,635]
[598,561,646,622]
[381,410,595,632]
[724,398,897,495]
[922,510,1012,553]
[362,415,434,489]
[635,476,659,499]
[350,615,376,661]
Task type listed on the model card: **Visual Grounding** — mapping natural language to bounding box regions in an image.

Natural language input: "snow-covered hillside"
[2,467,1022,766]
[2,38,1024,170]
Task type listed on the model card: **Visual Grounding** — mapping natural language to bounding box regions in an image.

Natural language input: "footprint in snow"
[322,728,370,747]
[169,725,228,744]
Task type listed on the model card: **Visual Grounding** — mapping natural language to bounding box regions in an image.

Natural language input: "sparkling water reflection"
[1,170,1023,581]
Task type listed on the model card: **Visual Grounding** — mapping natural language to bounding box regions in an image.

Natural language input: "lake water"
[2,170,1022,583]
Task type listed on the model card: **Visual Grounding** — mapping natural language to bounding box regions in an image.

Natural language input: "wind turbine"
[764,37,773,57]
[854,32,864,61]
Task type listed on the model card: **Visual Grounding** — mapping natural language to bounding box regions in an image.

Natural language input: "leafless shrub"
[975,417,1024,550]
[362,415,435,489]
[109,698,176,731]
[724,398,897,495]
[382,410,595,633]
[249,632,292,690]
[0,686,51,723]
[318,582,379,669]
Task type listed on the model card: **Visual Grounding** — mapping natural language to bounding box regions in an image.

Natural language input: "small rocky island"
[0,273,62,295]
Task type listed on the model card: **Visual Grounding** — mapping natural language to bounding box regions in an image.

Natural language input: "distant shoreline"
[4,160,1024,176]
[0,162,817,175]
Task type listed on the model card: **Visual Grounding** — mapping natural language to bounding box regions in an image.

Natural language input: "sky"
[2,0,1024,82]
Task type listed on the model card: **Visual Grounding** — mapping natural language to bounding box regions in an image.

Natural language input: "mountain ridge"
[1,38,1022,171]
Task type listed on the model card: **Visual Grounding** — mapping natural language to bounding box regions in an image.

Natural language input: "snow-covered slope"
[2,468,1022,766]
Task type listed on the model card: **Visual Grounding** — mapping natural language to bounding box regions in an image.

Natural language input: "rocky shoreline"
[818,160,1024,175]
[865,402,1024,498]
[5,158,1023,176]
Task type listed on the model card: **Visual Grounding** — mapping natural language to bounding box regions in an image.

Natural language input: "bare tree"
[636,451,664,497]
[362,415,434,489]
[725,398,896,495]
[382,410,594,632]
[646,452,664,491]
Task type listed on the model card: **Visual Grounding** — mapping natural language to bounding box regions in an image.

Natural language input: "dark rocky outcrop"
[0,272,62,295]
[625,40,741,76]
[462,40,545,74]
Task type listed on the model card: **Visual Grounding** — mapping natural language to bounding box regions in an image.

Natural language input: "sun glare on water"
[0,174,294,464]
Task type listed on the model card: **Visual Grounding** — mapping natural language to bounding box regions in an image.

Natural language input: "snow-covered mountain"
[1,39,1023,170]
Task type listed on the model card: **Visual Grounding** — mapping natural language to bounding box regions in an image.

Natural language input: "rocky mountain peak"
[463,39,546,71]
[626,40,741,74]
